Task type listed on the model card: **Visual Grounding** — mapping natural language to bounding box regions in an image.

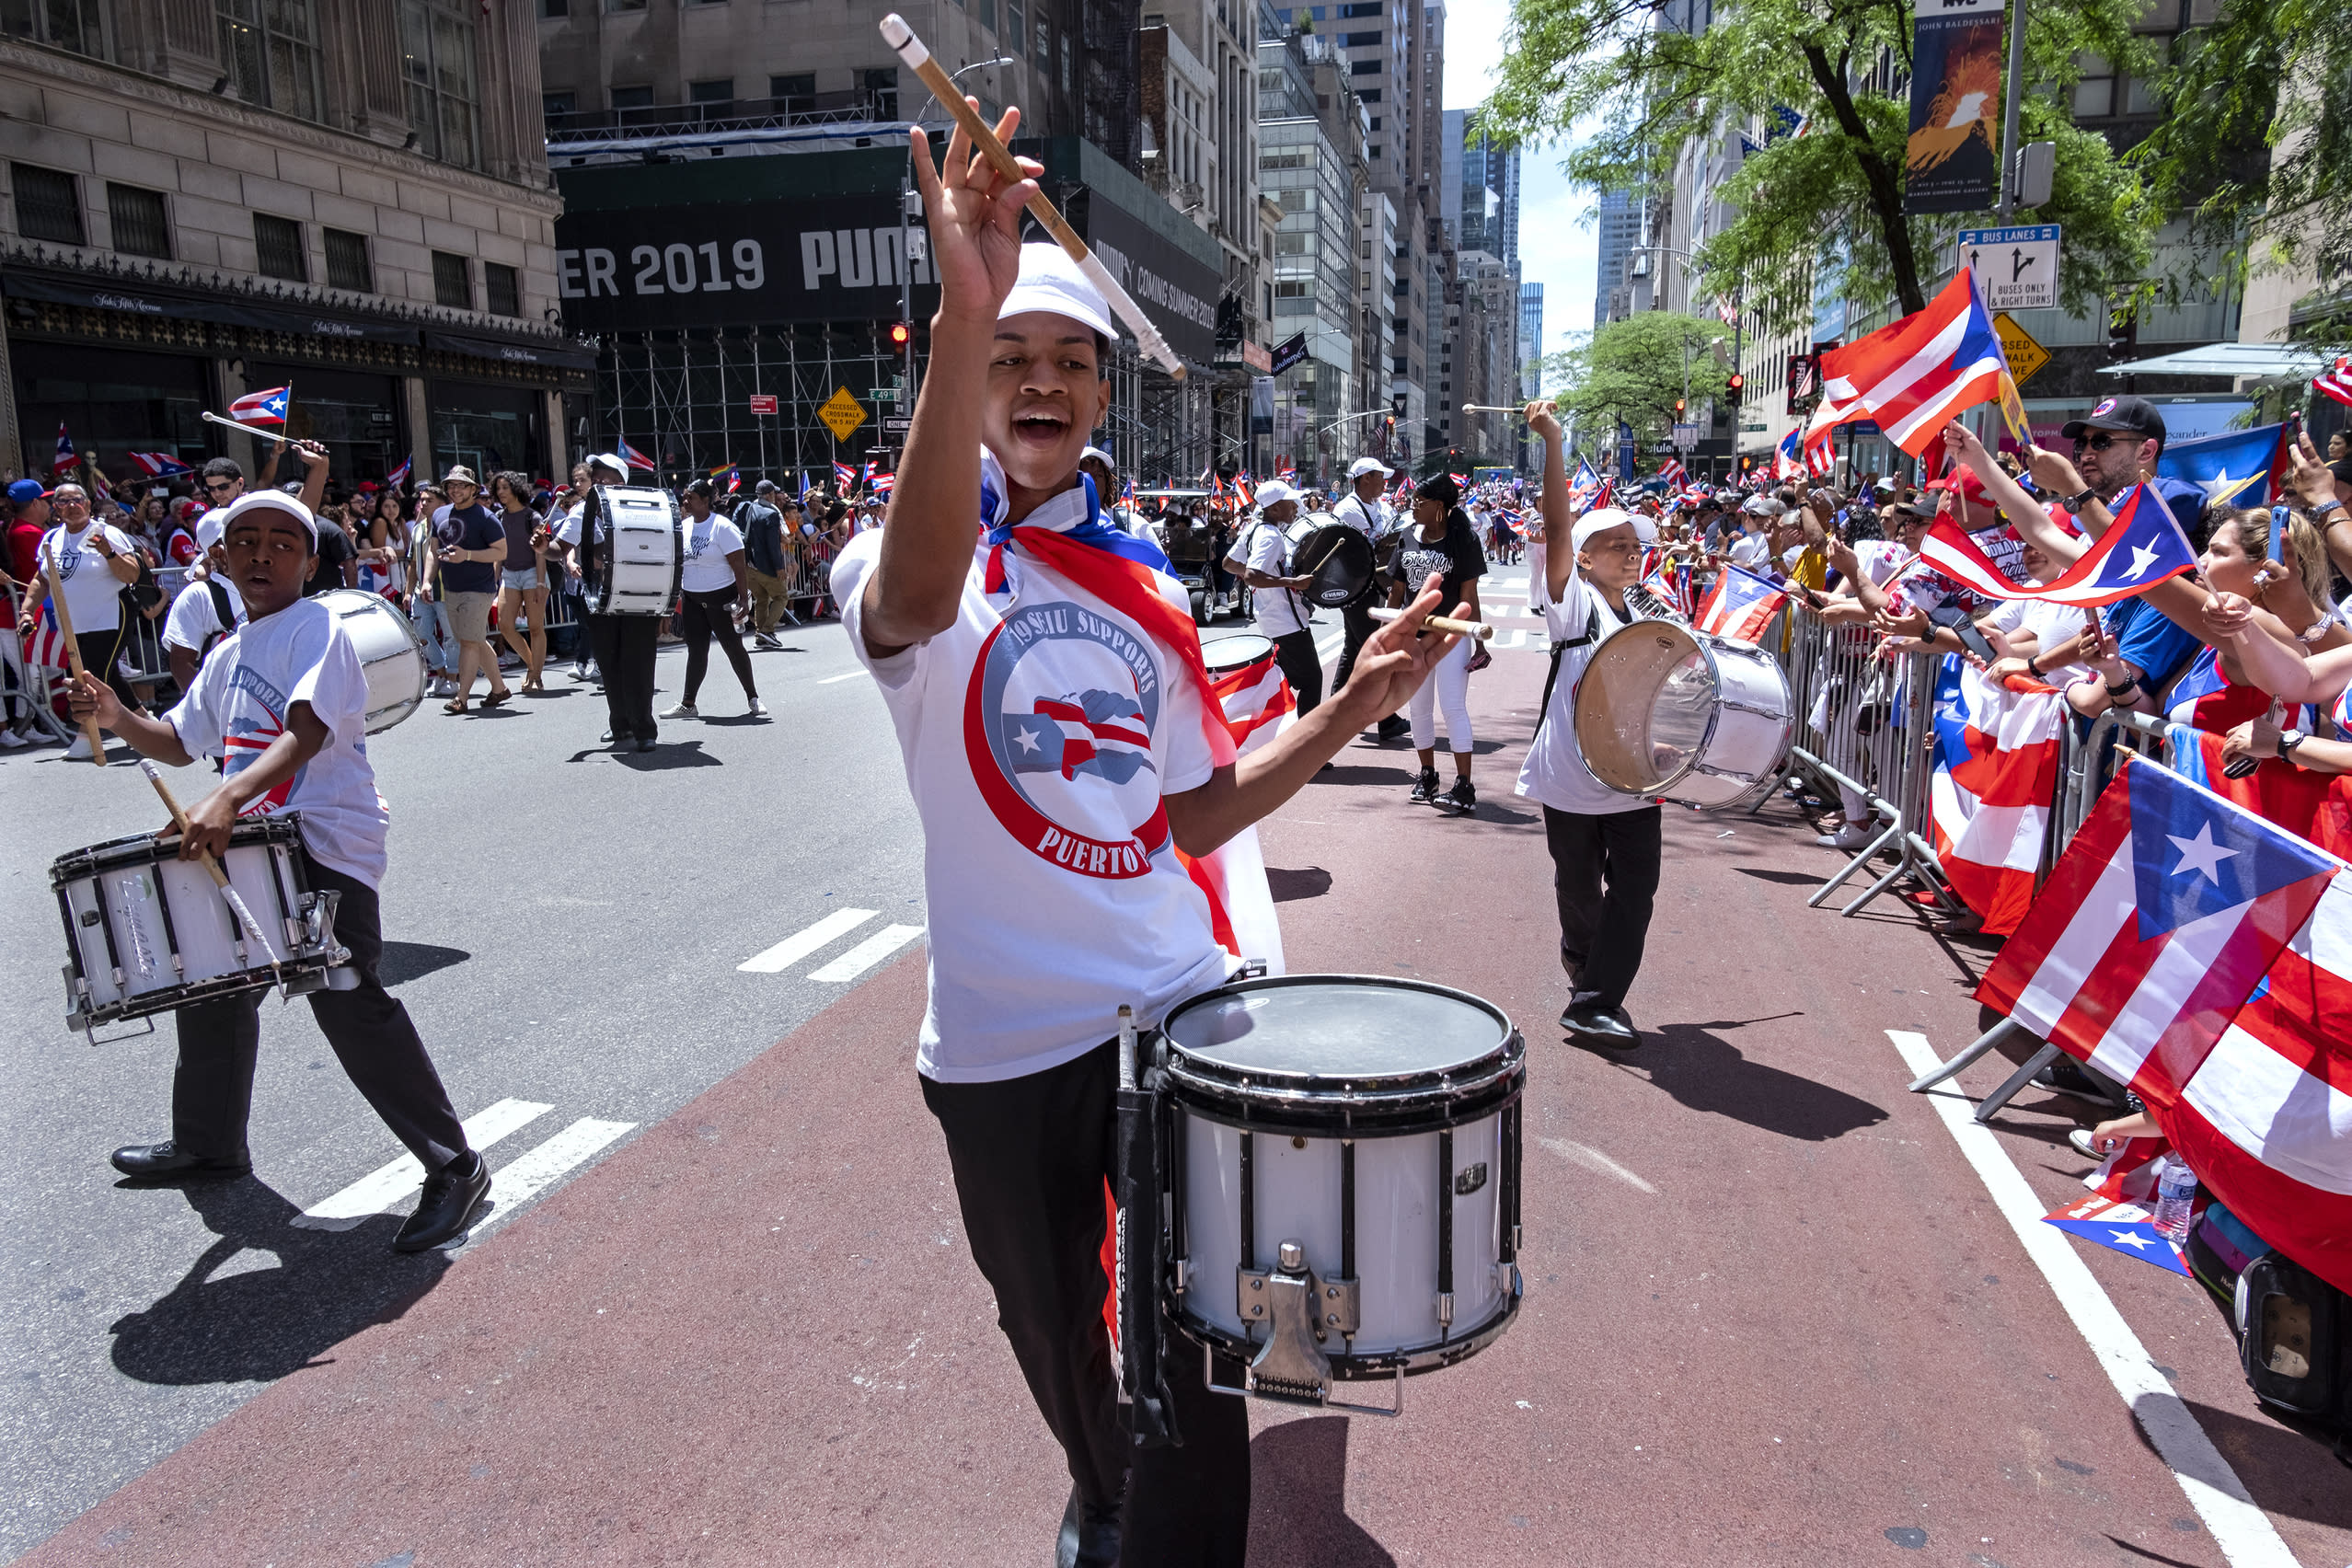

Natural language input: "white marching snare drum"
[313,589,427,733]
[1201,633,1277,680]
[1151,975,1524,1412]
[1573,618,1794,810]
[50,817,347,1032]
[583,486,683,616]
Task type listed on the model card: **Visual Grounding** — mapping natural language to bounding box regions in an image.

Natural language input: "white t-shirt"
[830,490,1228,1085]
[1515,566,1649,816]
[40,522,135,633]
[1331,491,1389,543]
[164,597,390,888]
[1726,530,1770,571]
[1239,519,1308,638]
[679,512,744,594]
[1985,594,2088,671]
[162,575,244,653]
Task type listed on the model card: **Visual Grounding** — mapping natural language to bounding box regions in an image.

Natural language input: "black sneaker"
[1409,767,1440,804]
[1377,715,1412,741]
[1562,1002,1639,1048]
[1441,777,1477,814]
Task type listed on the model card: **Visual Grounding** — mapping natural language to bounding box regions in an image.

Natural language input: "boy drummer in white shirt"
[836,106,1460,1566]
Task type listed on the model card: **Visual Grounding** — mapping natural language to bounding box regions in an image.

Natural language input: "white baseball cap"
[1079,445,1116,469]
[1255,479,1300,511]
[216,488,318,548]
[195,511,226,551]
[1739,494,1786,516]
[997,243,1116,339]
[587,452,628,477]
[1347,456,1392,479]
[1569,506,1655,552]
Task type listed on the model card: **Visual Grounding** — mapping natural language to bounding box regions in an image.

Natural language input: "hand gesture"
[295,439,329,469]
[2201,589,2255,642]
[1339,571,1462,719]
[1524,399,1562,443]
[2083,623,2124,676]
[1873,602,1929,640]
[179,787,238,863]
[1826,537,1859,580]
[2024,444,2086,499]
[2221,715,2279,767]
[907,105,1039,326]
[2283,431,2335,511]
[1941,420,1990,476]
[66,669,123,732]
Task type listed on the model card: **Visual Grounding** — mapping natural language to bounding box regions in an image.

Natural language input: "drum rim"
[50,815,306,884]
[1574,619,1794,807]
[1201,632,1277,671]
[1162,972,1516,1083]
[1170,1284,1521,1378]
[1292,523,1373,607]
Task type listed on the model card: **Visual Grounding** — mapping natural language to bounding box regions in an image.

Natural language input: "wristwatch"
[2279,729,2308,756]
[2061,486,2097,512]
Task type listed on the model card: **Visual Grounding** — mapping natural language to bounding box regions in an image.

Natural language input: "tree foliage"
[1539,311,1730,450]
[1477,0,2162,336]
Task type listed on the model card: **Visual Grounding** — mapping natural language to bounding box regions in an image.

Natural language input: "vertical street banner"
[1905,0,2004,214]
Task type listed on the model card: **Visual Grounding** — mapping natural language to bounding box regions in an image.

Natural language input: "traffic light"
[1724,371,1744,405]
[1673,397,1686,416]
[889,321,912,348]
[2105,307,2137,363]
[1740,455,1755,473]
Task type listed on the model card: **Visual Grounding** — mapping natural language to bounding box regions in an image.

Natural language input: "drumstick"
[40,544,109,765]
[137,759,281,974]
[1297,530,1350,580]
[1369,605,1494,641]
[202,409,293,444]
[878,13,1185,380]
[1460,405,1530,417]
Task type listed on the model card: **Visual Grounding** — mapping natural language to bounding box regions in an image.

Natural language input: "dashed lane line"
[467,1117,638,1238]
[1884,1030,2297,1568]
[808,924,926,983]
[817,671,866,685]
[739,908,878,973]
[294,1098,554,1230]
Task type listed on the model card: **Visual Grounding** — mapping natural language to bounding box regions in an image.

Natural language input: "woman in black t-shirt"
[1387,474,1487,813]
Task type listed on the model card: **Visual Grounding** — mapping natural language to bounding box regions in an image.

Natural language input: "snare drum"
[582,486,683,616]
[313,589,427,733]
[1150,974,1524,1410]
[1201,633,1276,682]
[1573,619,1794,809]
[50,817,348,1032]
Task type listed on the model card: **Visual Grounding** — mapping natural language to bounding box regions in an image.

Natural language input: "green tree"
[1542,311,1730,452]
[1479,0,2162,336]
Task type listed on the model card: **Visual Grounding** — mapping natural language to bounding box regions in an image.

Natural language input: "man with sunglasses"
[201,437,329,520]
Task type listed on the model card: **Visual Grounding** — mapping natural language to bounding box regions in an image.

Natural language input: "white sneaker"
[0,727,23,749]
[63,734,93,760]
[660,701,698,720]
[1816,824,1876,852]
[748,698,769,719]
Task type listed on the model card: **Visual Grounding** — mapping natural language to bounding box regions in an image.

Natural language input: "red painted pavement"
[27,639,2352,1566]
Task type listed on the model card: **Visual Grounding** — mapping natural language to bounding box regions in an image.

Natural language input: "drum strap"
[1533,605,1600,737]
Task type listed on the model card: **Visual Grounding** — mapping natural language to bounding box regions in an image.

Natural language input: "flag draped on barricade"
[1694,564,1786,641]
[2167,725,2352,862]
[1978,755,2352,1294]
[1928,659,2068,937]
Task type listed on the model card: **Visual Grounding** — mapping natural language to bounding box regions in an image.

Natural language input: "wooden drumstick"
[1369,605,1494,641]
[1297,529,1350,579]
[137,758,280,974]
[879,13,1185,379]
[40,543,110,765]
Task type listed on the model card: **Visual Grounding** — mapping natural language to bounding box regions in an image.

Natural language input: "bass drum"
[1286,519,1374,608]
[312,589,427,732]
[582,485,683,616]
[1572,618,1793,809]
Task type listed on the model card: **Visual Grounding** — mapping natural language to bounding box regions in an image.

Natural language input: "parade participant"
[160,510,243,695]
[554,454,660,750]
[1224,478,1324,715]
[490,472,552,693]
[1078,447,1147,541]
[1389,473,1488,813]
[1329,456,1411,738]
[17,480,141,757]
[663,478,767,721]
[741,479,791,649]
[431,467,513,713]
[65,490,490,1251]
[836,110,1459,1566]
[1516,401,1659,1047]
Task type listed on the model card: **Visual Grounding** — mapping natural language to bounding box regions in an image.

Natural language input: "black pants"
[586,612,659,741]
[922,1043,1251,1565]
[679,586,756,706]
[1543,803,1663,1010]
[1332,585,1379,693]
[171,854,468,1170]
[76,623,138,709]
[1271,627,1323,717]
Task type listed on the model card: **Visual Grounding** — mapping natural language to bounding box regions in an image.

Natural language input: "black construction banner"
[1904,0,2003,215]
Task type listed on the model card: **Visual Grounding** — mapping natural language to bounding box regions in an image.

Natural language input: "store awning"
[2098,343,2323,379]
[423,329,601,372]
[1,269,421,343]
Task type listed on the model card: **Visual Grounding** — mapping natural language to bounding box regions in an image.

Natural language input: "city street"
[4,571,2346,1566]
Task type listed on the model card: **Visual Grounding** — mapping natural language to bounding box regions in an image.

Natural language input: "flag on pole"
[799,469,812,499]
[870,469,895,499]
[1693,563,1787,642]
[1917,483,2194,606]
[1773,430,1806,481]
[51,423,77,475]
[709,462,742,493]
[1658,456,1689,489]
[1817,271,2027,455]
[228,386,291,426]
[2155,422,2292,511]
[1928,659,2070,936]
[1567,458,1605,511]
[834,458,859,492]
[620,442,656,473]
[386,456,412,490]
[129,451,194,478]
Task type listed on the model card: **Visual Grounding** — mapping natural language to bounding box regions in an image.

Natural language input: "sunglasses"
[2072,432,2127,452]
[204,479,237,493]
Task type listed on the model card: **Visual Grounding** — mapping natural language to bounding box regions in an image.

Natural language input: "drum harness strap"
[1533,604,1603,739]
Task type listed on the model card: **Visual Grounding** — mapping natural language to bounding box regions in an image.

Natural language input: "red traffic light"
[889,322,911,346]
[1673,397,1686,415]
[1726,372,1744,393]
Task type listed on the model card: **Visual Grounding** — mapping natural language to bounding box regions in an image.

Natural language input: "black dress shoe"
[1054,1483,1123,1568]
[634,735,657,753]
[110,1141,250,1181]
[393,1150,490,1252]
[1377,714,1411,740]
[1562,1002,1639,1048]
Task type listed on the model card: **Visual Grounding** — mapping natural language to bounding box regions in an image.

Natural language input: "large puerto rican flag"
[1817,271,2025,455]
[1917,482,2194,607]
[1694,563,1786,642]
[228,385,291,426]
[1979,755,2352,1293]
[1929,658,2068,937]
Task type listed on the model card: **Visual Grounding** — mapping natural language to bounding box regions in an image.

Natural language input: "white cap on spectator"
[195,511,226,551]
[1080,445,1116,469]
[1570,506,1654,551]
[587,452,628,477]
[1739,494,1786,516]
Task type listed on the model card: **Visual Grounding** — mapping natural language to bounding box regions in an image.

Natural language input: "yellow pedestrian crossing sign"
[817,386,868,442]
[1992,312,2050,387]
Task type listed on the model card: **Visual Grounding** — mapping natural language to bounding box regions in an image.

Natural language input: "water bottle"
[2151,1160,2198,1243]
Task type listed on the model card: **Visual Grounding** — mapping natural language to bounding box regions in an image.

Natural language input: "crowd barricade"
[780,537,842,622]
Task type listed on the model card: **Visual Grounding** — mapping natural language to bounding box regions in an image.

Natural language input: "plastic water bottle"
[2151,1160,2198,1243]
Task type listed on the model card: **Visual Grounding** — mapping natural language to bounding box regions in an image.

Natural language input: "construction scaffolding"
[598,324,904,486]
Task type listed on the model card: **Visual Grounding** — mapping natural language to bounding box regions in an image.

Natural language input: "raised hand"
[907,105,1039,326]
[1524,399,1562,443]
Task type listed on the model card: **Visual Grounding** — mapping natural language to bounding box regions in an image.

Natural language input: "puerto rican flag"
[51,423,78,475]
[1232,473,1256,509]
[1978,755,2352,1292]
[1929,658,2069,936]
[620,442,656,474]
[1803,421,1837,477]
[1818,271,2026,455]
[1007,691,1158,785]
[228,386,291,426]
[1917,483,2193,607]
[1274,455,1296,479]
[2312,354,2352,409]
[709,462,741,493]
[870,469,895,499]
[385,456,412,490]
[834,458,859,492]
[129,451,194,478]
[1773,430,1806,481]
[1657,456,1689,489]
[1694,563,1787,643]
[1567,458,1606,511]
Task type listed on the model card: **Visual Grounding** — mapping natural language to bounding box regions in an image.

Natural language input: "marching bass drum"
[582,485,683,617]
[1286,519,1375,608]
[1572,618,1793,810]
[311,588,427,732]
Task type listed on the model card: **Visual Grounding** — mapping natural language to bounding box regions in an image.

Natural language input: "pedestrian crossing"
[740,907,928,982]
[292,1097,636,1239]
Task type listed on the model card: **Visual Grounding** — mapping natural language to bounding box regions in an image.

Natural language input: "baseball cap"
[1347,456,1393,479]
[1891,497,1940,522]
[217,488,319,548]
[1079,445,1117,469]
[1570,506,1656,551]
[755,478,778,494]
[997,243,1115,339]
[195,512,226,551]
[1739,494,1786,516]
[7,478,51,504]
[1254,479,1300,511]
[587,453,628,477]
[2060,394,2166,446]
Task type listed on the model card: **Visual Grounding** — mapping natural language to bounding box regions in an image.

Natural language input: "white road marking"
[808,923,926,982]
[1538,1136,1659,1193]
[469,1117,638,1237]
[1885,1030,2298,1567]
[294,1098,554,1229]
[739,908,877,973]
[817,671,865,685]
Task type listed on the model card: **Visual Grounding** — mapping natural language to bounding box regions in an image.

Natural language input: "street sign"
[1958,225,2060,313]
[1672,422,1701,449]
[1991,310,2051,386]
[748,393,778,416]
[882,415,913,433]
[869,387,900,404]
[817,386,868,441]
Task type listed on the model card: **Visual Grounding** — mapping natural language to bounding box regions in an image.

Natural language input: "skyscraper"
[1520,281,1544,397]
[1594,189,1642,325]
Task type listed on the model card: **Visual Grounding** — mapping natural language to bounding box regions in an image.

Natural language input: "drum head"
[1202,633,1275,677]
[1165,975,1510,1081]
[1292,523,1372,607]
[1572,621,1718,795]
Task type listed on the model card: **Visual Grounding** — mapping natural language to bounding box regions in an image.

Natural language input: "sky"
[1443,0,1597,357]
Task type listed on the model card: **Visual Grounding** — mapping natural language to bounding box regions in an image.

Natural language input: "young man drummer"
[67,490,490,1251]
[1515,401,1660,1048]
[552,453,661,751]
[836,107,1459,1568]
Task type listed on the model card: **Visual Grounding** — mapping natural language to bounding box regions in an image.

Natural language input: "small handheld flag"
[129,451,195,478]
[52,423,77,475]
[227,386,291,426]
[620,442,656,473]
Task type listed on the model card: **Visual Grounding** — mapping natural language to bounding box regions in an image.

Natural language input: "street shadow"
[377,941,469,987]
[517,686,578,699]
[1616,1020,1888,1142]
[698,713,773,728]
[2103,1540,2207,1568]
[2127,1395,2352,1528]
[1267,866,1332,903]
[109,1178,451,1386]
[1247,1417,1398,1566]
[1316,765,1415,788]
[615,742,722,771]
[1733,866,1829,887]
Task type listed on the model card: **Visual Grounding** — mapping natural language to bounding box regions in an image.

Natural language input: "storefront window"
[244,363,407,488]
[400,0,481,170]
[12,343,208,483]
[431,381,544,481]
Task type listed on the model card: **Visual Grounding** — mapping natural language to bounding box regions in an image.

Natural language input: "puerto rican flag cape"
[1979,755,2352,1294]
[228,385,291,426]
[1694,563,1787,643]
[1917,483,2195,607]
[1929,658,2069,937]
